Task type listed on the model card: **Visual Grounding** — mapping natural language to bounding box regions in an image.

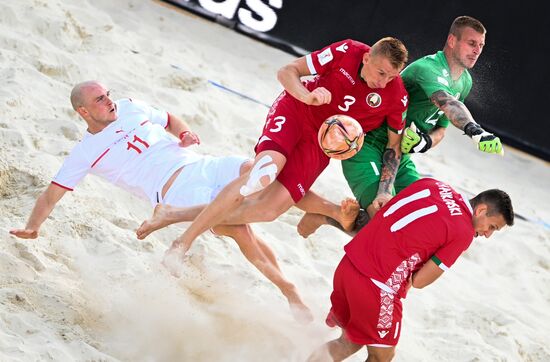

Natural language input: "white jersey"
[53,98,202,205]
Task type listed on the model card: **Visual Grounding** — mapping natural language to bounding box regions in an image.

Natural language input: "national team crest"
[366,92,382,108]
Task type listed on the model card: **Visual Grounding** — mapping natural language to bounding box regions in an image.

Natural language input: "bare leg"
[221,180,295,225]
[297,197,360,238]
[137,160,255,239]
[136,203,206,239]
[212,224,313,323]
[170,151,287,254]
[365,344,396,361]
[307,331,364,362]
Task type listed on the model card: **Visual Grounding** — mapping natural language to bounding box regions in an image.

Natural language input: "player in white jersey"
[10,81,312,322]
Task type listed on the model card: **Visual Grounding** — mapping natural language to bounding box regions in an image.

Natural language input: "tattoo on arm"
[431,90,475,130]
[377,148,400,195]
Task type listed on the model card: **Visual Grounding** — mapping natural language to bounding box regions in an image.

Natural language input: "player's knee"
[239,159,254,176]
[260,208,282,222]
[227,224,251,239]
[239,155,278,197]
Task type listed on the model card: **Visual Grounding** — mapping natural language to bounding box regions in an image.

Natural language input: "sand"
[1,0,549,361]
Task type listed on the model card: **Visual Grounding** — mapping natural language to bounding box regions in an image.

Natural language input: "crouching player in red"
[308,178,514,361]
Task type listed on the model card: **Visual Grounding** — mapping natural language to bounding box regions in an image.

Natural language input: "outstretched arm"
[10,183,67,239]
[431,90,503,154]
[372,130,402,212]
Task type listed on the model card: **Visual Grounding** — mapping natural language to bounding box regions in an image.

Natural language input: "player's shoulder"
[406,52,443,74]
[345,39,369,51]
[384,75,408,101]
[328,39,369,56]
[117,97,152,113]
[462,69,473,84]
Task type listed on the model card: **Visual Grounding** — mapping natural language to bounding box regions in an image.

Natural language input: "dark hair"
[449,16,486,39]
[471,189,514,226]
[371,37,408,70]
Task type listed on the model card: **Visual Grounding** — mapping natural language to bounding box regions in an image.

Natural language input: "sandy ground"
[0,0,549,361]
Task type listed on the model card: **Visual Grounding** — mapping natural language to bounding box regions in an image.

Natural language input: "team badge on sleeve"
[317,48,334,66]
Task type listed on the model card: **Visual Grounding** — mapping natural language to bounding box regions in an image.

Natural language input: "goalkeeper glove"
[400,123,432,153]
[463,122,503,155]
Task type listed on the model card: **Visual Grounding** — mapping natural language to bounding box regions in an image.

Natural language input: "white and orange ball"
[318,115,364,160]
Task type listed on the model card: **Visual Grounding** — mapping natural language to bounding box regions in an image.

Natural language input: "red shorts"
[255,91,329,202]
[326,255,402,346]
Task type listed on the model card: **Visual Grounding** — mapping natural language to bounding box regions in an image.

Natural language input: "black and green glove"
[400,123,432,154]
[464,122,504,155]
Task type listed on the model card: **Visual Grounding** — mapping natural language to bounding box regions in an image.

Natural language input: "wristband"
[179,130,191,140]
[463,122,483,137]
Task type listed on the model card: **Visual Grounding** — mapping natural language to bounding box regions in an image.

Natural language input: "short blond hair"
[370,37,408,69]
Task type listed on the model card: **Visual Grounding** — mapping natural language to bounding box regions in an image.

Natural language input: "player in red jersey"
[307,178,514,361]
[139,38,409,262]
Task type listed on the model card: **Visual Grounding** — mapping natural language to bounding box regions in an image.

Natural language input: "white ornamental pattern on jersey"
[377,253,421,331]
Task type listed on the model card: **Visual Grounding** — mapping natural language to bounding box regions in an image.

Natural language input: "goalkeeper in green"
[298,15,504,238]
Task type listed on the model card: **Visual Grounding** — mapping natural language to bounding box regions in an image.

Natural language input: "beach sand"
[1,0,549,360]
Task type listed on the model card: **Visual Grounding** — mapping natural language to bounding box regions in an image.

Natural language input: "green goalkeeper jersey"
[366,51,473,150]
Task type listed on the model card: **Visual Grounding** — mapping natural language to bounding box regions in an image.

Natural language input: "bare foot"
[339,198,360,232]
[289,299,314,324]
[297,213,328,238]
[285,287,314,324]
[162,243,188,277]
[136,204,177,240]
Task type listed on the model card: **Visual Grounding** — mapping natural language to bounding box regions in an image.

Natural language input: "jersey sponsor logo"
[366,92,382,108]
[317,48,333,66]
[297,183,305,196]
[401,95,408,107]
[335,42,348,53]
[437,76,449,87]
[378,330,389,338]
[338,68,355,85]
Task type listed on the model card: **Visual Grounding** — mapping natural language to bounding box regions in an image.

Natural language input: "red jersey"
[345,178,475,299]
[304,39,408,133]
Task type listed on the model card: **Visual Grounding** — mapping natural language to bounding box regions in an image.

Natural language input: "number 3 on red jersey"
[268,116,286,133]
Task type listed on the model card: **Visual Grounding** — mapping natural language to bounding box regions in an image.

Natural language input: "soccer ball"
[318,115,364,160]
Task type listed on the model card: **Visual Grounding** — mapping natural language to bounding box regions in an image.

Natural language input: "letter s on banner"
[238,0,283,32]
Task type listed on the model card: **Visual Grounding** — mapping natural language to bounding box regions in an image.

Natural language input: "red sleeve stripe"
[51,181,73,191]
[165,112,171,129]
[91,148,111,168]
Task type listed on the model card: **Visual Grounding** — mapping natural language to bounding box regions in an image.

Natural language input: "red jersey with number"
[344,178,475,299]
[52,98,202,205]
[304,39,408,133]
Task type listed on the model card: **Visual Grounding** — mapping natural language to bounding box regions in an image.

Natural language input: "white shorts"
[161,155,248,208]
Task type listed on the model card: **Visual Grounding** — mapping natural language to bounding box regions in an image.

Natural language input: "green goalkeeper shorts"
[342,143,420,208]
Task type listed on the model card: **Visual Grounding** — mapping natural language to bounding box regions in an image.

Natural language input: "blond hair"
[370,37,408,69]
